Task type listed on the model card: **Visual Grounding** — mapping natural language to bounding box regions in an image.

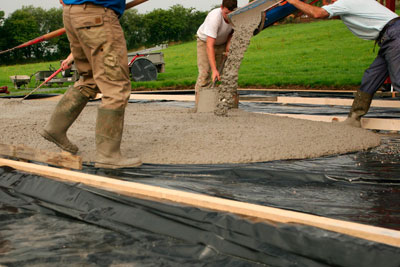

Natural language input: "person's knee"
[78,86,98,99]
[196,74,211,87]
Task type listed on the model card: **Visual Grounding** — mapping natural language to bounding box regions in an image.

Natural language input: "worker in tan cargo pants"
[41,1,142,169]
[195,41,227,105]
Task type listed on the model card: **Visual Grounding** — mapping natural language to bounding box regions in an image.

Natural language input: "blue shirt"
[63,0,126,16]
[322,0,398,40]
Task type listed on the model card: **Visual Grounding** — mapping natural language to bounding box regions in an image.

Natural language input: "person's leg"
[342,55,388,127]
[344,20,400,127]
[384,24,400,93]
[41,87,89,154]
[214,44,226,73]
[194,39,211,108]
[68,5,140,168]
[40,5,93,154]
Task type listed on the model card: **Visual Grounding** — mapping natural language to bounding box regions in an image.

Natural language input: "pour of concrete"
[0,99,380,165]
[215,0,280,116]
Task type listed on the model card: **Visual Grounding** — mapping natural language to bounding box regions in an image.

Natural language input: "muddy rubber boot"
[40,88,89,154]
[341,90,373,128]
[94,107,142,169]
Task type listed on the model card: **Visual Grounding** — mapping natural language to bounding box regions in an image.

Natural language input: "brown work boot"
[40,87,89,154]
[94,107,142,169]
[341,90,373,128]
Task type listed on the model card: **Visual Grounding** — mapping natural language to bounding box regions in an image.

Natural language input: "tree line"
[0,5,208,65]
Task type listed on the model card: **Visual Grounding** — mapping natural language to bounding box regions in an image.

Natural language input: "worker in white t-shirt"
[194,0,237,108]
[287,0,399,127]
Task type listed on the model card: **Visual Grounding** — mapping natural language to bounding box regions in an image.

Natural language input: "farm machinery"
[9,46,165,89]
[50,46,165,84]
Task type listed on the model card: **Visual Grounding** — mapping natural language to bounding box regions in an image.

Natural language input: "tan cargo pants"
[63,4,131,109]
[195,38,227,91]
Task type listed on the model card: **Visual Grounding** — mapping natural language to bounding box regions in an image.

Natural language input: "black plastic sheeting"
[1,165,400,267]
[1,91,400,266]
[87,137,400,230]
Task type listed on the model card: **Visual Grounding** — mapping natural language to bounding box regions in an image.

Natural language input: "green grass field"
[0,19,377,95]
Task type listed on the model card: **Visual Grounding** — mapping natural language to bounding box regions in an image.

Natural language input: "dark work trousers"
[360,19,400,95]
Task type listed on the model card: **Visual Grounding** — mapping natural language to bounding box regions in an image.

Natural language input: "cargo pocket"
[73,15,107,48]
[104,51,124,81]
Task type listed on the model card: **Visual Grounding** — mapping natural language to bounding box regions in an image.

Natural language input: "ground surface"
[0,98,381,164]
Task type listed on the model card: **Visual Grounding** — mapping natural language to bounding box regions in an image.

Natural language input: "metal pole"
[386,0,396,11]
[382,0,396,11]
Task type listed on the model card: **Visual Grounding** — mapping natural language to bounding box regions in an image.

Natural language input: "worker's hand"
[61,53,74,70]
[212,70,221,83]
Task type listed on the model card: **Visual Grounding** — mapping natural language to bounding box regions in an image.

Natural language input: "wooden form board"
[0,158,399,248]
[127,94,400,108]
[133,88,397,97]
[265,113,400,131]
[129,94,194,101]
[275,97,400,108]
[239,88,398,96]
[0,144,82,170]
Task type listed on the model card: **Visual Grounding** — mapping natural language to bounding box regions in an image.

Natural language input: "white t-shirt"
[322,0,398,40]
[197,8,233,45]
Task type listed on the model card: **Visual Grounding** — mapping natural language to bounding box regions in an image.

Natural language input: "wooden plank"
[264,113,400,131]
[0,158,399,248]
[276,97,400,108]
[0,144,82,170]
[127,94,400,108]
[129,94,276,102]
[239,88,357,93]
[132,88,398,97]
[129,94,194,101]
[239,88,398,97]
[132,89,194,94]
[237,96,278,102]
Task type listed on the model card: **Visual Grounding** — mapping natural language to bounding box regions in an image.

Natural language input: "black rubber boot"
[95,107,142,169]
[342,90,373,128]
[40,88,89,154]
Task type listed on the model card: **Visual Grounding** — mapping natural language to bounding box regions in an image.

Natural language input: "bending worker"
[195,0,237,108]
[41,0,142,169]
[286,0,399,127]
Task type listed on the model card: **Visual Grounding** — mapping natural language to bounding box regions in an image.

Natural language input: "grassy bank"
[0,19,377,94]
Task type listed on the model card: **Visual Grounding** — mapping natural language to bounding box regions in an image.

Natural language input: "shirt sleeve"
[321,0,349,18]
[202,11,220,39]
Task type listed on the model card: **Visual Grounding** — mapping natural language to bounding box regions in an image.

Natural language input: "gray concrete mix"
[0,98,380,164]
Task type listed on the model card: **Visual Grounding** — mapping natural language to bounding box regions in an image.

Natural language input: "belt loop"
[83,3,87,10]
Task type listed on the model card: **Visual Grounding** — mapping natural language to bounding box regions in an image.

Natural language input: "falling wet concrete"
[215,8,263,116]
[0,99,381,164]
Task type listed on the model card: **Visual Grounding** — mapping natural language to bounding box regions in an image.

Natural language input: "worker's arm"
[286,0,329,19]
[61,53,74,70]
[206,36,220,82]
